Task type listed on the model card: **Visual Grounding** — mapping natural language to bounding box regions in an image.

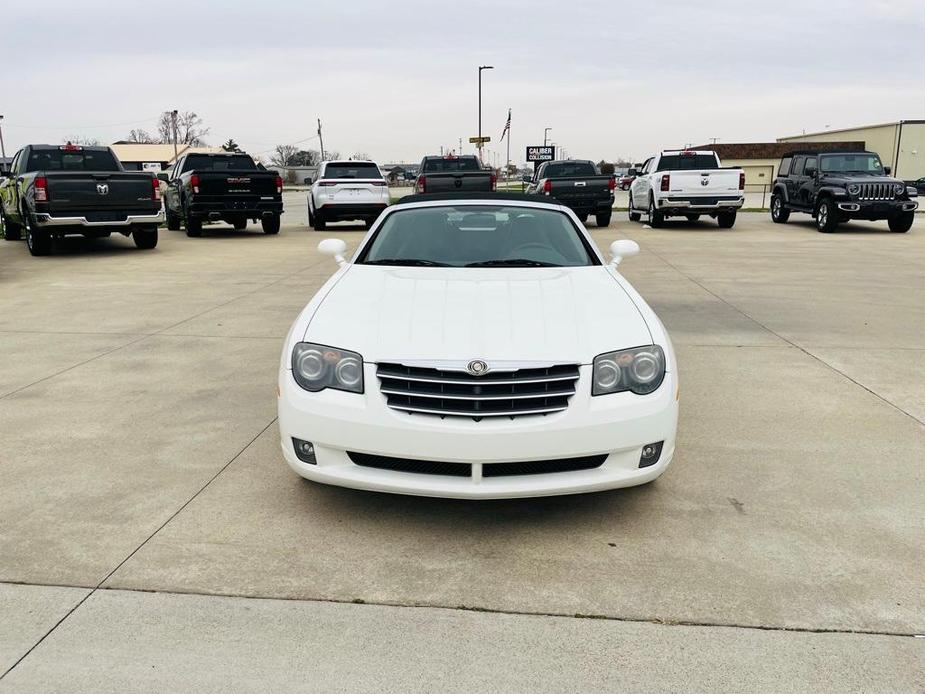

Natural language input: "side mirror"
[156,173,169,183]
[804,166,817,177]
[521,174,532,183]
[609,239,639,267]
[884,166,892,176]
[318,238,348,266]
[627,168,638,177]
[304,177,314,185]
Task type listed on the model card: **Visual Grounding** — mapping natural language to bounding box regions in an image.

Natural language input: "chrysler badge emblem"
[467,359,488,376]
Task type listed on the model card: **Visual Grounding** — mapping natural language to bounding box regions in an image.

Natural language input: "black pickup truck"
[0,144,163,255]
[771,150,918,233]
[414,155,496,194]
[162,152,283,237]
[526,160,616,227]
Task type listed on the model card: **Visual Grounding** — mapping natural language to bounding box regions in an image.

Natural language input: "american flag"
[499,109,511,142]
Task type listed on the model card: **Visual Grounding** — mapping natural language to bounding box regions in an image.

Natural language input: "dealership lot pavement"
[1,211,923,691]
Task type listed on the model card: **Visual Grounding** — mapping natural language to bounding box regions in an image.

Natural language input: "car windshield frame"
[819,153,885,174]
[355,204,602,268]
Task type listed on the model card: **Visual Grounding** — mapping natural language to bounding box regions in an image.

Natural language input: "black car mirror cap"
[804,167,817,177]
[627,168,638,177]
[884,166,892,175]
[156,173,169,183]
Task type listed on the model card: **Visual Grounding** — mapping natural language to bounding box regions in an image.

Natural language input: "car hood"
[822,173,903,185]
[303,265,652,364]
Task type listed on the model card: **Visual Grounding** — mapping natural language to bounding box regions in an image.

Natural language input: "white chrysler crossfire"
[278,194,679,499]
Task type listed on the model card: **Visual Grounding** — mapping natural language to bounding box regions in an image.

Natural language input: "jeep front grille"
[376,363,580,420]
[857,183,896,201]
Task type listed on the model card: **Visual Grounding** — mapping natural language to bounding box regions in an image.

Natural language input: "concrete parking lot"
[1,210,923,691]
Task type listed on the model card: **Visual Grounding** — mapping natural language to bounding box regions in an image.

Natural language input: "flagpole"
[506,108,511,182]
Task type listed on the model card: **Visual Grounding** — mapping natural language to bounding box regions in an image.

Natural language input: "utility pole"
[0,115,6,162]
[170,110,179,161]
[317,118,326,161]
[544,127,551,147]
[459,137,463,156]
[505,109,511,179]
[478,65,493,165]
[709,137,719,145]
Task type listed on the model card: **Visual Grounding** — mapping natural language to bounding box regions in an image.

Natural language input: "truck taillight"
[660,174,670,192]
[34,176,48,202]
[490,173,497,191]
[543,179,552,194]
[152,176,161,201]
[275,175,283,194]
[190,174,200,194]
[417,176,426,194]
[739,172,746,190]
[608,176,616,192]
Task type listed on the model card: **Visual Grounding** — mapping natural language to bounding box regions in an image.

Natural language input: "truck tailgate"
[666,169,741,197]
[45,172,154,210]
[548,176,612,204]
[197,171,278,197]
[424,172,493,191]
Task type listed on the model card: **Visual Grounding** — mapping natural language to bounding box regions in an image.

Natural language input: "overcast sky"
[3,0,923,165]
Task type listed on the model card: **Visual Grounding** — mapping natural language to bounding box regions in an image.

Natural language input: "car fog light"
[293,438,317,464]
[639,441,664,468]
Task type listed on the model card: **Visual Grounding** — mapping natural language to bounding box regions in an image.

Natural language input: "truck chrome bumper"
[34,211,165,228]
[659,198,744,210]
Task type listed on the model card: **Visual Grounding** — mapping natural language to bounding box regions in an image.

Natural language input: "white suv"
[308,161,389,230]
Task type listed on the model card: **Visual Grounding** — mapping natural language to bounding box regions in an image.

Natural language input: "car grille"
[347,452,607,477]
[376,362,580,420]
[857,183,896,201]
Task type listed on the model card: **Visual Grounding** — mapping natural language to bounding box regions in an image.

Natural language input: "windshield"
[358,205,599,268]
[26,148,121,172]
[820,153,884,174]
[542,162,597,177]
[323,162,383,179]
[422,158,481,172]
[183,155,256,172]
[656,154,719,171]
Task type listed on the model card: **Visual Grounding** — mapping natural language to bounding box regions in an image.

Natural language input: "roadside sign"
[469,136,491,144]
[526,146,555,162]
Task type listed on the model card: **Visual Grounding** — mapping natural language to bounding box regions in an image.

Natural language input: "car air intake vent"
[346,452,607,477]
[376,362,580,420]
[857,183,896,201]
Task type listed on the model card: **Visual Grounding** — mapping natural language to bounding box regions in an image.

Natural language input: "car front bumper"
[836,200,918,214]
[278,364,679,499]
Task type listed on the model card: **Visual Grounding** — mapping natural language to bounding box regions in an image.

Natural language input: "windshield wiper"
[365,258,451,267]
[466,259,561,267]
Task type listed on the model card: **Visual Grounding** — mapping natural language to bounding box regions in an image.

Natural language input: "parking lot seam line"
[0,418,278,682]
[635,242,925,428]
[1,580,918,641]
[0,589,94,681]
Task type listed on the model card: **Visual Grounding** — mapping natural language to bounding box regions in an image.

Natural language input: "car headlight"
[894,183,905,195]
[847,184,860,196]
[292,342,364,394]
[592,345,666,396]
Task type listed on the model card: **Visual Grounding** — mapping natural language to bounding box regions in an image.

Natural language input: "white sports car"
[278,193,679,499]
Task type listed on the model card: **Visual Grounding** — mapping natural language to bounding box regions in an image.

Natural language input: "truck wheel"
[595,212,612,227]
[648,197,664,228]
[262,214,281,235]
[185,210,203,237]
[165,208,181,231]
[23,210,52,256]
[628,194,641,222]
[133,225,158,249]
[312,211,326,231]
[815,199,838,233]
[770,194,790,223]
[233,219,248,231]
[1,208,22,240]
[717,210,737,229]
[888,211,914,233]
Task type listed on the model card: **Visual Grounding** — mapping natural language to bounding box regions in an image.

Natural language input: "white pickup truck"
[628,150,745,228]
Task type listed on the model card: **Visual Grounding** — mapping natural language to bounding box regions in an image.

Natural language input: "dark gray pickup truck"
[414,155,496,194]
[526,159,616,227]
[0,144,163,255]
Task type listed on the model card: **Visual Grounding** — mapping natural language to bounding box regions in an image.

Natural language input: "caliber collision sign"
[526,146,556,162]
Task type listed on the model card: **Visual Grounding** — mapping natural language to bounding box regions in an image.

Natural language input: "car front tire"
[648,197,664,228]
[771,194,790,223]
[1,207,22,240]
[888,211,914,233]
[815,199,838,233]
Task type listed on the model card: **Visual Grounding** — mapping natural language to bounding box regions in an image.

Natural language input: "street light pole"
[170,110,179,162]
[0,115,7,162]
[544,127,551,147]
[478,65,494,164]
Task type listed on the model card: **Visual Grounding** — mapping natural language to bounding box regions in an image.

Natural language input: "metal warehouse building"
[778,120,925,180]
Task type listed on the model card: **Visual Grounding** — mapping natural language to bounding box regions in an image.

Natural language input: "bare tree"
[126,129,155,143]
[156,111,210,146]
[350,151,371,161]
[270,146,321,167]
[63,136,101,146]
[321,150,341,162]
